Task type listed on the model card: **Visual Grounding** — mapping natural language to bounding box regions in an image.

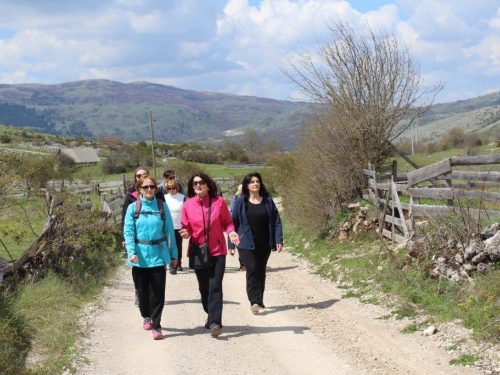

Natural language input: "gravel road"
[76,245,480,375]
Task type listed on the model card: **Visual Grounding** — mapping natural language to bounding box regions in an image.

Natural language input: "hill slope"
[1,79,500,148]
[0,80,310,148]
[406,92,500,142]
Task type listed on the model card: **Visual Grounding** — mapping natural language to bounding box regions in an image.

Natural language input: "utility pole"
[410,122,414,155]
[148,110,156,178]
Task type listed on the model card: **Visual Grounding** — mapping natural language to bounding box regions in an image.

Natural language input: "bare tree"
[283,20,443,167]
[241,129,262,155]
[275,20,443,229]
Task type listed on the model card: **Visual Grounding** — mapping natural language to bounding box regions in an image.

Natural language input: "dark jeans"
[174,229,183,267]
[194,255,226,326]
[239,248,271,307]
[132,266,166,329]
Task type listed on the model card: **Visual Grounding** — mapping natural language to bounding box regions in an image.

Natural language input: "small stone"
[423,326,436,336]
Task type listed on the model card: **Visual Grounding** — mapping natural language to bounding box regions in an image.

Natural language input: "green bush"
[0,134,11,144]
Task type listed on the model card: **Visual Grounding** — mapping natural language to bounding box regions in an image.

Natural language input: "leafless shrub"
[279,20,442,230]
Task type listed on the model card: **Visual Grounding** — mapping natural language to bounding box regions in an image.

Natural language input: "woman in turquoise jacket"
[124,174,178,340]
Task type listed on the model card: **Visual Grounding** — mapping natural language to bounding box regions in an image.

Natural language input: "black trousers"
[194,255,226,326]
[132,266,166,329]
[174,229,183,267]
[238,248,271,307]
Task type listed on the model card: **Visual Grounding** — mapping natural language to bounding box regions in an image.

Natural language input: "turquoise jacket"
[124,197,178,268]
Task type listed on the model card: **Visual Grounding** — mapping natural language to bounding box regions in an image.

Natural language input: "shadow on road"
[266,265,298,273]
[165,299,240,306]
[163,324,310,339]
[259,299,339,316]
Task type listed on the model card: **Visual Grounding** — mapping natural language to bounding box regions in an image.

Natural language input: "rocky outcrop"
[329,206,378,241]
[409,223,500,282]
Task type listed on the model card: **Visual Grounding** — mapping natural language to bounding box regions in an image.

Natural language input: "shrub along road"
[76,247,479,375]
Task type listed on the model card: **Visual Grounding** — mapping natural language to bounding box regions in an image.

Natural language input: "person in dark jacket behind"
[122,166,165,305]
[229,184,245,271]
[229,172,283,315]
[158,169,185,196]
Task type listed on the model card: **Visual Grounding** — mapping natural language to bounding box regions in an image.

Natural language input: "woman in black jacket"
[230,172,283,315]
[122,166,165,305]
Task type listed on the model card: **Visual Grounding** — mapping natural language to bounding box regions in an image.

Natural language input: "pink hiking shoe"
[143,318,153,330]
[153,328,164,340]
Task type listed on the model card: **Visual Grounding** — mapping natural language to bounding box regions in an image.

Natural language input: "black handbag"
[189,197,213,270]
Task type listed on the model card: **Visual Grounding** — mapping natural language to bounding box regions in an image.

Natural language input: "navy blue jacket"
[229,195,283,251]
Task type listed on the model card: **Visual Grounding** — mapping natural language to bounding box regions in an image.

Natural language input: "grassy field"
[393,144,500,172]
[1,197,48,260]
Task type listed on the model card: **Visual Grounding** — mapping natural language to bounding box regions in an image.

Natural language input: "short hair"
[166,180,178,190]
[135,174,158,193]
[187,172,218,198]
[241,172,268,198]
[163,169,175,178]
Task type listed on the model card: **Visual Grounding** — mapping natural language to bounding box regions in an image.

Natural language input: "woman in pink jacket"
[180,172,239,338]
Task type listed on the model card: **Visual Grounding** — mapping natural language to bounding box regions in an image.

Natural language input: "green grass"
[0,223,122,373]
[285,214,500,348]
[11,272,82,372]
[401,324,419,334]
[1,197,48,260]
[449,354,479,366]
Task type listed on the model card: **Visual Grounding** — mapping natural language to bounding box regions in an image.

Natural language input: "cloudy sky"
[0,0,499,103]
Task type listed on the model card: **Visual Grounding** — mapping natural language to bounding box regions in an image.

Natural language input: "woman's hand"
[229,231,240,246]
[129,254,138,263]
[171,259,178,268]
[276,244,283,253]
[229,248,235,256]
[179,229,190,239]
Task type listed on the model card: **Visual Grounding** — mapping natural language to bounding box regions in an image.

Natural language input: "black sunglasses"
[141,184,156,190]
[167,187,177,191]
[192,180,206,186]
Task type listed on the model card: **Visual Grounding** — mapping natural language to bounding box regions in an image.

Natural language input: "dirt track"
[76,247,480,375]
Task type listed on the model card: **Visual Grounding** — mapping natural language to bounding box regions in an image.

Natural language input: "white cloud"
[0,0,499,103]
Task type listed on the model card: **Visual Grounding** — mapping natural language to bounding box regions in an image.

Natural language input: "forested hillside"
[0,80,310,149]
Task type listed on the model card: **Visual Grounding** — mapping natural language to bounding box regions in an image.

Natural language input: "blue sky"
[0,0,499,103]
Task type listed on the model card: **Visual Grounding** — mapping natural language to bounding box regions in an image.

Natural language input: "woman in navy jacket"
[230,172,283,315]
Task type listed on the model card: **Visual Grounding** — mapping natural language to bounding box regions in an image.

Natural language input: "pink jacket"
[181,195,235,257]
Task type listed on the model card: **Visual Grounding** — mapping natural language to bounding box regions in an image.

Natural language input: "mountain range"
[0,80,310,149]
[0,79,500,149]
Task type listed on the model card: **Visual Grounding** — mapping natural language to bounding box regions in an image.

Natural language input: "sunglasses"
[167,176,175,180]
[192,180,206,186]
[167,187,177,191]
[141,184,156,190]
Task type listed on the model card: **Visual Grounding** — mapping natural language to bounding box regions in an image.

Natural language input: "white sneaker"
[251,304,260,315]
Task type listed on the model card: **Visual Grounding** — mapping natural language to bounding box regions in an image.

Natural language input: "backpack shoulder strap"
[157,199,165,220]
[134,199,142,220]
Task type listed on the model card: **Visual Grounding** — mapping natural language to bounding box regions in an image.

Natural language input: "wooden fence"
[364,155,500,244]
[1,189,125,287]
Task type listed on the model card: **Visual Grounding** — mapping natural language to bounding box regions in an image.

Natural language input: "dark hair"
[134,166,150,181]
[163,169,175,178]
[241,172,268,198]
[187,172,218,198]
[135,166,149,174]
